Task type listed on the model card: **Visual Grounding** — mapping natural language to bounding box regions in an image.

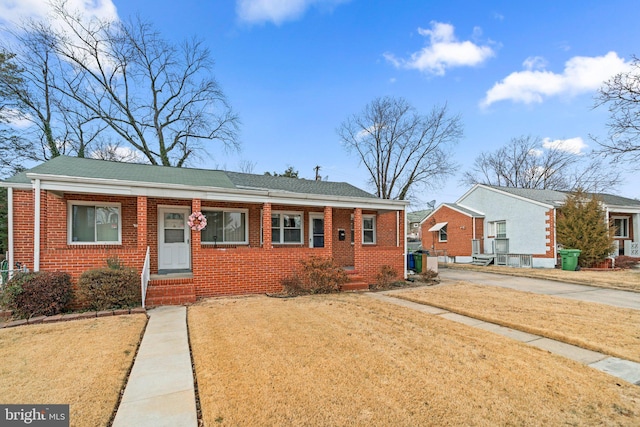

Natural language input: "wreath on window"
[188,211,207,231]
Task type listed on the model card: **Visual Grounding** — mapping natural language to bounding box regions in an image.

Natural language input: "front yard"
[189,294,640,426]
[396,282,640,363]
[0,314,147,427]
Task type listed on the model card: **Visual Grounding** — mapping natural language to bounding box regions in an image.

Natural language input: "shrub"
[420,268,439,281]
[2,271,73,318]
[105,255,126,270]
[556,190,615,268]
[615,256,640,269]
[280,275,305,296]
[372,265,399,290]
[296,257,349,294]
[78,268,140,311]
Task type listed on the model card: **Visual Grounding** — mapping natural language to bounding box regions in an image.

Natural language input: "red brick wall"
[534,208,556,260]
[421,206,475,256]
[13,189,404,299]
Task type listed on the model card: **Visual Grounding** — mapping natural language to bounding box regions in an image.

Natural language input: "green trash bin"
[559,249,581,271]
[414,252,423,273]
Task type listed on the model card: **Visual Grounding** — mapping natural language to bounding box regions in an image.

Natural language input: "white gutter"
[34,179,40,272]
[7,187,13,277]
[25,173,409,211]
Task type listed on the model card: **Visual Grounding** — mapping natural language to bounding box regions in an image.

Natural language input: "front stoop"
[342,270,369,292]
[146,278,196,306]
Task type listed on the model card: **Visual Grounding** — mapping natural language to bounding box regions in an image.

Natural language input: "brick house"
[421,184,640,268]
[2,156,408,305]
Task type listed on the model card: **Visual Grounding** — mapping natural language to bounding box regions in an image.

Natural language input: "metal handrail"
[141,247,150,308]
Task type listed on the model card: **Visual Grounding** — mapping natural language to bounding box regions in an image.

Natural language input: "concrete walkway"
[438,268,640,310]
[367,271,640,386]
[112,306,197,427]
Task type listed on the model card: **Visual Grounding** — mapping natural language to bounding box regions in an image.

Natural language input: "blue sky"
[2,0,639,208]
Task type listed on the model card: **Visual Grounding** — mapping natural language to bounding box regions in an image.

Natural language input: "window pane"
[202,211,224,243]
[224,212,246,242]
[272,229,280,243]
[165,229,185,243]
[363,230,374,243]
[72,205,95,242]
[496,222,506,238]
[96,206,119,242]
[271,214,280,228]
[439,225,448,241]
[363,218,374,231]
[283,214,301,228]
[284,229,301,243]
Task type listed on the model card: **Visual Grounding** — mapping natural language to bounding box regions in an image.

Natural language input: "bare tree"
[462,136,620,192]
[23,0,239,167]
[593,56,640,163]
[338,96,462,200]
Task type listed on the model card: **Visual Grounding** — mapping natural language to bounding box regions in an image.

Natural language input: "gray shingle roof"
[407,209,432,223]
[484,185,640,208]
[3,156,377,199]
[444,203,484,217]
[225,172,376,198]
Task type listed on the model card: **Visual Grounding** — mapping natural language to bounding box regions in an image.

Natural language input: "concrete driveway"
[438,268,640,310]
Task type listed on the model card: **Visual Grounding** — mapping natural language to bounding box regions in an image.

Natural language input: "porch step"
[471,255,495,267]
[342,270,370,292]
[146,278,196,307]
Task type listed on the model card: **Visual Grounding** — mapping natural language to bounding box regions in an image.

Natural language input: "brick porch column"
[191,199,202,247]
[136,196,148,252]
[262,202,272,249]
[324,206,333,254]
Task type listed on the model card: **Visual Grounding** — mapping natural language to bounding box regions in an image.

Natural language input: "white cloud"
[481,51,630,107]
[0,0,118,29]
[542,137,587,155]
[384,21,495,76]
[236,0,348,25]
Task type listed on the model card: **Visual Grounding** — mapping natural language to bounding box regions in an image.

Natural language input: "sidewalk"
[367,287,640,386]
[112,306,197,427]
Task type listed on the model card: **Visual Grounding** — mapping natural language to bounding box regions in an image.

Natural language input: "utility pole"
[314,165,321,181]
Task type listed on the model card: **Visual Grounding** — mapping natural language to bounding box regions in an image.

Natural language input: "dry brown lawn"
[448,263,640,292]
[397,282,640,363]
[189,294,640,426]
[0,315,147,427]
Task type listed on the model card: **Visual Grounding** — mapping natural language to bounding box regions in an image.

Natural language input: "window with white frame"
[201,209,248,244]
[439,224,448,242]
[271,211,303,244]
[613,217,629,238]
[68,202,121,244]
[349,214,377,244]
[489,220,507,238]
[362,215,376,244]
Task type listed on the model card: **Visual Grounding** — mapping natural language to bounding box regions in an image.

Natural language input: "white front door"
[309,213,324,248]
[158,207,191,272]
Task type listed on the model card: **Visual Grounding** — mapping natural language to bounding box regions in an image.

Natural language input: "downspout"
[7,187,13,277]
[402,210,407,279]
[553,209,557,266]
[34,179,41,272]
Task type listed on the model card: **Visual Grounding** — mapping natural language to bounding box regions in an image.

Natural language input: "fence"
[140,247,150,308]
[0,261,29,287]
[495,253,533,268]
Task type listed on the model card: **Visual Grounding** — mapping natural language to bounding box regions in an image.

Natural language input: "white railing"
[496,253,533,268]
[141,246,150,308]
[0,262,29,287]
[471,239,481,255]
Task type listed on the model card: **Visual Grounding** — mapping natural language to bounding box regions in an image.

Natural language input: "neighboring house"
[407,209,432,251]
[421,184,640,268]
[2,156,408,305]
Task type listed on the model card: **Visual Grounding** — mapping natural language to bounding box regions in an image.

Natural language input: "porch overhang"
[428,222,448,232]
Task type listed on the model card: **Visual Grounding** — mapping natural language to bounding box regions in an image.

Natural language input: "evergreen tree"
[556,190,615,267]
